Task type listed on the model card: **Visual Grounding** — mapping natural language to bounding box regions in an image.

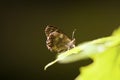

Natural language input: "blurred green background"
[1,1,120,80]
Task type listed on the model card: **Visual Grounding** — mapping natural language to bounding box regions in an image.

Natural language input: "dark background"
[1,1,120,80]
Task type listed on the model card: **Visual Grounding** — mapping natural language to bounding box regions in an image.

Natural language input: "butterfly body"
[45,25,75,53]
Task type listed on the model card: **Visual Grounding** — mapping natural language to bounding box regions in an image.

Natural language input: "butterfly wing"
[45,25,75,53]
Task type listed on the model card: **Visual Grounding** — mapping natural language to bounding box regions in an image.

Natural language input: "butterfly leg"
[66,38,75,51]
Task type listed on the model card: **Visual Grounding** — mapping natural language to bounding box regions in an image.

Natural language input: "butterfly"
[45,25,76,53]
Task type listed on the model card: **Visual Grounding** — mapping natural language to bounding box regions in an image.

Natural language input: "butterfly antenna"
[72,29,76,39]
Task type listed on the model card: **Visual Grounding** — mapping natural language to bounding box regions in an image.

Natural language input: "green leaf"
[75,28,120,80]
[75,44,120,80]
[44,27,120,80]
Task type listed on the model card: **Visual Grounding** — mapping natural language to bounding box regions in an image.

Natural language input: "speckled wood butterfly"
[45,25,75,53]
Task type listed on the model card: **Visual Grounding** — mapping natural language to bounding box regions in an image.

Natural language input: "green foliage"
[75,43,120,80]
[44,27,120,80]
